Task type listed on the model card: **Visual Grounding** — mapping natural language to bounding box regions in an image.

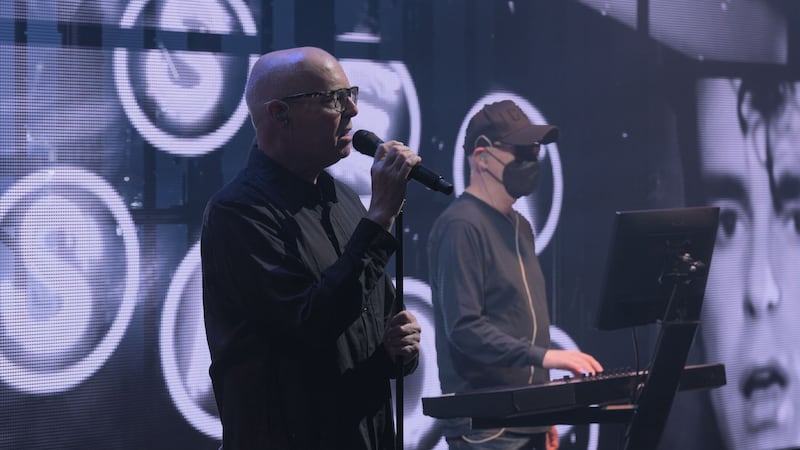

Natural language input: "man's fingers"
[374,143,420,178]
[387,310,419,328]
[386,327,421,342]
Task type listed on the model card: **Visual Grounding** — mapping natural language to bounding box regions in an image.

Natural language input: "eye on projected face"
[328,60,421,207]
[113,0,258,157]
[0,167,140,395]
[453,92,564,254]
[696,78,800,450]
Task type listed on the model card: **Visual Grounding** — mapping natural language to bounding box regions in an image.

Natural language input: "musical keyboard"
[422,363,725,420]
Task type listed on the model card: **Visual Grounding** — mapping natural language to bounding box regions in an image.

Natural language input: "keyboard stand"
[620,281,702,449]
[473,404,635,428]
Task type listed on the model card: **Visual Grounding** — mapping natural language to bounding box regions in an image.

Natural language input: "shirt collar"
[247,142,338,211]
[461,191,517,223]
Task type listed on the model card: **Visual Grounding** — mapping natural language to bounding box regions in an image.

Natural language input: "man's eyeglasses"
[475,135,540,161]
[280,86,359,113]
[501,142,541,161]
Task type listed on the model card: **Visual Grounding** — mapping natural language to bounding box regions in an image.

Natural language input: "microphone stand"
[394,205,405,450]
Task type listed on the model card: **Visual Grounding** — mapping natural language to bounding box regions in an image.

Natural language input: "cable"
[514,214,538,385]
[631,326,640,375]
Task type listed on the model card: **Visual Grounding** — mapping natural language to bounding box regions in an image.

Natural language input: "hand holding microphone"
[356,135,419,230]
[353,130,454,195]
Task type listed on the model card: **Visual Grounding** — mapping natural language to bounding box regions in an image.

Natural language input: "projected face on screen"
[696,78,800,450]
[326,60,421,207]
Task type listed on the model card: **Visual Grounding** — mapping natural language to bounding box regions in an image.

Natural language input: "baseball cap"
[464,100,559,154]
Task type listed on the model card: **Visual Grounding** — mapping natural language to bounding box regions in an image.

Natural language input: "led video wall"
[1,1,798,449]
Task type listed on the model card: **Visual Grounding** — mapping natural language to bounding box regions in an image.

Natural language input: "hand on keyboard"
[542,349,604,377]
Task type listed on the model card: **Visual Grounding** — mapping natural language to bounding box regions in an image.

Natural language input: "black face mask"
[484,150,541,198]
[501,158,540,198]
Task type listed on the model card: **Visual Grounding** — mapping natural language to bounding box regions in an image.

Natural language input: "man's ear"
[266,100,290,124]
[472,148,489,170]
[276,109,289,123]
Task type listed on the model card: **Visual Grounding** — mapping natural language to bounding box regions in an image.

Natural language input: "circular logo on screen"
[113,0,258,157]
[0,167,140,394]
[453,92,564,254]
[160,242,221,439]
[390,278,446,449]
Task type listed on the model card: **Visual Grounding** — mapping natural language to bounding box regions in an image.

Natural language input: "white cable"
[515,213,538,384]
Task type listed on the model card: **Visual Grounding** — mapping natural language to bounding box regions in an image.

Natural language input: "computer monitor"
[595,206,720,331]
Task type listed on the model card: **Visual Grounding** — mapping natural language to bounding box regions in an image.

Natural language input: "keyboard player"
[427,100,604,450]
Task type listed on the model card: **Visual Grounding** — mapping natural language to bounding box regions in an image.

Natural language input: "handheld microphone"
[352,130,454,195]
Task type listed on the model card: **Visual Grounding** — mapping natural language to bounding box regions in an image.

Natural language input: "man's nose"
[744,248,781,317]
[344,96,358,117]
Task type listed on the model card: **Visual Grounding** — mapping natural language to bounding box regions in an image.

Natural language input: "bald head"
[245,47,343,127]
[243,47,357,182]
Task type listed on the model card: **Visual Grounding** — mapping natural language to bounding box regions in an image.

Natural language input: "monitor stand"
[622,250,708,450]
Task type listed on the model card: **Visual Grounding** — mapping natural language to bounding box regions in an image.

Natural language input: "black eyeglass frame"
[494,141,541,159]
[279,86,359,113]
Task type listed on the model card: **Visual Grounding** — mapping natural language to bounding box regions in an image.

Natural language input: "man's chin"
[323,146,351,169]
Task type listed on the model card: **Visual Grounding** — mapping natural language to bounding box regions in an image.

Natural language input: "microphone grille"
[352,130,382,156]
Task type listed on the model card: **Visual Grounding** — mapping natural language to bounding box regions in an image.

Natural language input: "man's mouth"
[741,365,787,398]
[739,362,795,432]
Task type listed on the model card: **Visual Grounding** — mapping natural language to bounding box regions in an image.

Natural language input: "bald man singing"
[201,47,422,450]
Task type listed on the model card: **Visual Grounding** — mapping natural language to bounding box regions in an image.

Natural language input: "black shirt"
[201,146,412,449]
